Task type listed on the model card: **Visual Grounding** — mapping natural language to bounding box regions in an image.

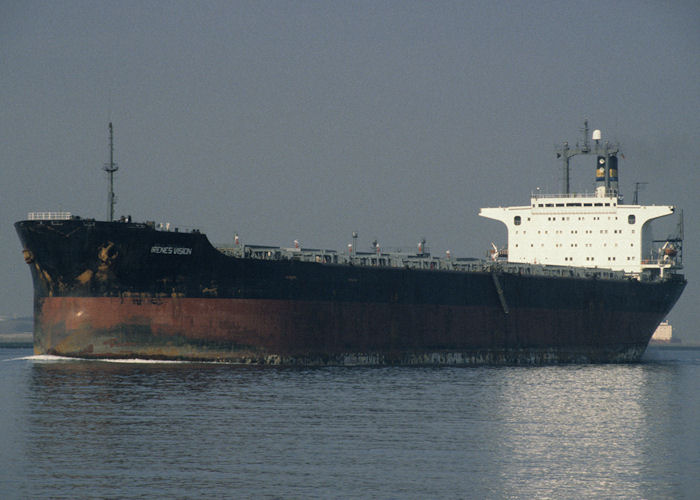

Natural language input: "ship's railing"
[641,258,681,269]
[27,211,72,220]
[215,243,643,281]
[149,221,202,234]
[530,192,613,199]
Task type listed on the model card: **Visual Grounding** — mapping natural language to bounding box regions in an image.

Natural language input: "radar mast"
[555,120,621,198]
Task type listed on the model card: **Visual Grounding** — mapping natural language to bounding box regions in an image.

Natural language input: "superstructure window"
[514,216,521,225]
[628,214,636,224]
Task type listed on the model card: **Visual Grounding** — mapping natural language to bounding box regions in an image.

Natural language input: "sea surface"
[1,346,699,499]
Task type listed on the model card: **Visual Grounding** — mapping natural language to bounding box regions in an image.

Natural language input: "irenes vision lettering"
[150,246,192,255]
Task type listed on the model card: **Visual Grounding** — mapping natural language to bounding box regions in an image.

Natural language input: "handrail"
[27,212,72,220]
[531,192,616,199]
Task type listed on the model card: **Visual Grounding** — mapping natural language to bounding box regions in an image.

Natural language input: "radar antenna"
[103,122,119,221]
[555,120,621,197]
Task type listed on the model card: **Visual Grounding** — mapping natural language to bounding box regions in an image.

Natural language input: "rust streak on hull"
[36,296,663,364]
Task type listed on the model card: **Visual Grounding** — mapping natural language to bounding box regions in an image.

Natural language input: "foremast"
[103,122,119,221]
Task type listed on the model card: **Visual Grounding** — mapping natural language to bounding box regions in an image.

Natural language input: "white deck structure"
[480,194,675,274]
[480,123,682,277]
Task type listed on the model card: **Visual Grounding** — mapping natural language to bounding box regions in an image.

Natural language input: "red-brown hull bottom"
[35,296,661,364]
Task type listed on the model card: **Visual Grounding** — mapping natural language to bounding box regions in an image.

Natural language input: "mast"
[555,120,621,197]
[555,120,591,194]
[103,122,119,221]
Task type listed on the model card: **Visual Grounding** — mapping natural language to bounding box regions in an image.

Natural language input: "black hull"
[15,219,686,364]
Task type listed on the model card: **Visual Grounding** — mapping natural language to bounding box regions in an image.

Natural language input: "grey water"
[1,347,699,499]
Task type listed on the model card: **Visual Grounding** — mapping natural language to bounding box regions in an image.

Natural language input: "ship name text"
[150,245,192,256]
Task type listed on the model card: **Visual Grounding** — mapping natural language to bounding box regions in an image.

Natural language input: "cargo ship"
[15,123,686,364]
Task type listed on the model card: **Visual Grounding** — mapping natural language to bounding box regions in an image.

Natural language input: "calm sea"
[1,346,698,499]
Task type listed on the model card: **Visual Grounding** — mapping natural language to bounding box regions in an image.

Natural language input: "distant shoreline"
[0,332,32,348]
[647,343,700,350]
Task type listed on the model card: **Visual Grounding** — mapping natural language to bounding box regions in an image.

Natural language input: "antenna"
[582,120,591,152]
[103,122,119,221]
[556,119,591,194]
[633,182,647,204]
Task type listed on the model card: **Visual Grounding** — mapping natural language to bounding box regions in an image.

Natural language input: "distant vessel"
[650,321,676,344]
[0,316,33,347]
[15,123,686,364]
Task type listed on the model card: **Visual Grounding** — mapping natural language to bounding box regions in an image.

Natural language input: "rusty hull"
[35,296,665,364]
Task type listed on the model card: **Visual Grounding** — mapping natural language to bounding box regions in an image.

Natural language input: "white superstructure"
[480,193,674,273]
[479,123,682,278]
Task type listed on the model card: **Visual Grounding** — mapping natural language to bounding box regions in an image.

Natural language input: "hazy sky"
[2,1,698,340]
